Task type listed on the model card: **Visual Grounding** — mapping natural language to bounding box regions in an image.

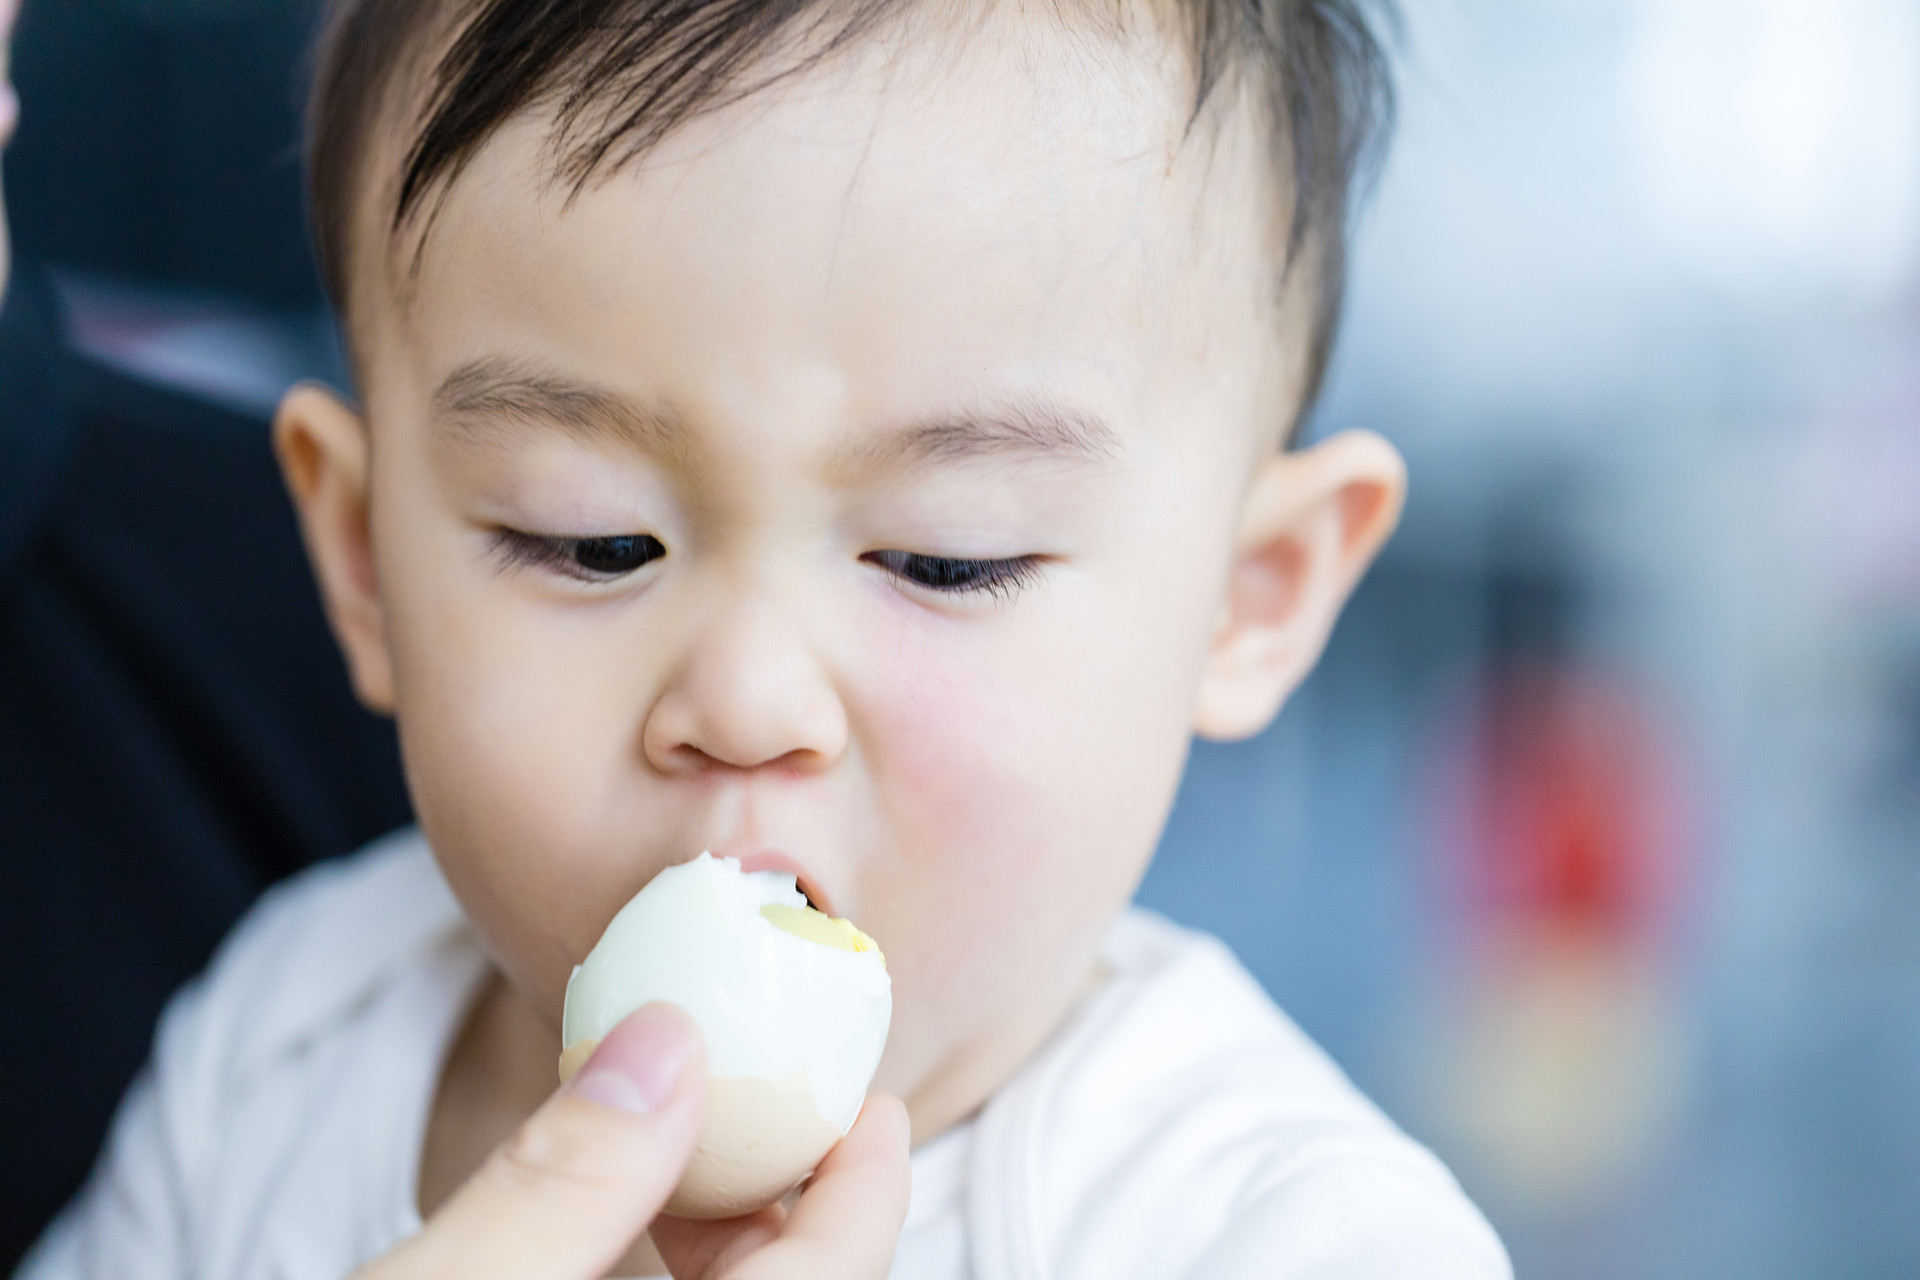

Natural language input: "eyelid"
[490,529,664,582]
[493,530,565,574]
[862,550,1044,600]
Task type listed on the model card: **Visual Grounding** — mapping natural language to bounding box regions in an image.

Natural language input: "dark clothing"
[0,265,412,1271]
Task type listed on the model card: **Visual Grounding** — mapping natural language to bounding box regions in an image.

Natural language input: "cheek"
[374,495,659,1015]
[861,633,1054,904]
[849,582,1203,992]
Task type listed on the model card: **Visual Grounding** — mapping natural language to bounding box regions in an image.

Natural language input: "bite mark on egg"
[759,903,882,955]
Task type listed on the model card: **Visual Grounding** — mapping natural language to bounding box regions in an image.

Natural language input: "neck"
[893,956,1110,1145]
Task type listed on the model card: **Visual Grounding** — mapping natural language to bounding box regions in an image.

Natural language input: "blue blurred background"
[1150,3,1920,1276]
[9,1,1918,1276]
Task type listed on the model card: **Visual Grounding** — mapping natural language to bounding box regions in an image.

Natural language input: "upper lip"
[720,848,834,916]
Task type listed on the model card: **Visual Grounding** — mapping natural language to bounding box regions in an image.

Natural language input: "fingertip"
[804,1093,910,1211]
[568,1002,705,1115]
[862,1092,908,1122]
[770,1093,912,1276]
[837,1093,911,1164]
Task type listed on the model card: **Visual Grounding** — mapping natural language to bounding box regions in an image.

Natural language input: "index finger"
[361,1003,708,1280]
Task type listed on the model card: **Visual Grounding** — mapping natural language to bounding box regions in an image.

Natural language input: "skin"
[0,0,21,293]
[276,11,1406,1279]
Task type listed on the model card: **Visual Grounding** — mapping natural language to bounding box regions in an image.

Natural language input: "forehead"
[358,9,1286,438]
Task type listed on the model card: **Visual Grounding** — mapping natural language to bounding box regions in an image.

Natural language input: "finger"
[648,1204,785,1280]
[365,1003,707,1280]
[663,1095,910,1280]
[770,1095,911,1272]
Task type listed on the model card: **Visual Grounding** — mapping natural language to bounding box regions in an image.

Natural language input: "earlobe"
[1191,430,1406,741]
[272,382,396,713]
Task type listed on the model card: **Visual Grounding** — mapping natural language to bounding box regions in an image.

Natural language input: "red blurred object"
[1468,666,1679,941]
[1431,662,1691,957]
[1415,661,1697,1201]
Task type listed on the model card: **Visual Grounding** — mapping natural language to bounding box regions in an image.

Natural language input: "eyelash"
[493,530,668,581]
[862,550,1043,600]
[493,531,1041,600]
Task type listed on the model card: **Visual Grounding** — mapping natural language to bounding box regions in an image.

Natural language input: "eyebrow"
[432,357,1121,476]
[431,358,688,462]
[830,400,1122,482]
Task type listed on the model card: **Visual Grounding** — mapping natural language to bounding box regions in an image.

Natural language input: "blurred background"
[4,0,1916,1276]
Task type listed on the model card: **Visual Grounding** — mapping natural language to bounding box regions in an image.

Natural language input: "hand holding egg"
[347,1002,911,1280]
[559,853,893,1218]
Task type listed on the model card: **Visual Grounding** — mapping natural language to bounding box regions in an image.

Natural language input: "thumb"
[366,1002,707,1280]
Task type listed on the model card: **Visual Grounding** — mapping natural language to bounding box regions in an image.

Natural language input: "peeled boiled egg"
[558,852,891,1218]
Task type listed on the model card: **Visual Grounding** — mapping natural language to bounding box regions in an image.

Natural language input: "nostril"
[646,740,716,778]
[641,636,850,777]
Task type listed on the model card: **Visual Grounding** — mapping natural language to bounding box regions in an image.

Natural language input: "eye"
[862,550,1042,599]
[494,531,667,581]
[570,535,664,574]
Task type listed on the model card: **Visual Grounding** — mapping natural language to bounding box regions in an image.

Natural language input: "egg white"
[561,852,891,1132]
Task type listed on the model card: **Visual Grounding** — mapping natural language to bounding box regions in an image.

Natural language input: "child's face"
[283,15,1403,1131]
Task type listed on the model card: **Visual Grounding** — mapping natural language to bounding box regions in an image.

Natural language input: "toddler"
[22,0,1509,1276]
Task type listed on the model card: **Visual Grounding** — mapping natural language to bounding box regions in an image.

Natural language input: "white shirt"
[19,829,1509,1280]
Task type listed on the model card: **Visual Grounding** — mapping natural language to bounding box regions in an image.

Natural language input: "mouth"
[727,849,833,917]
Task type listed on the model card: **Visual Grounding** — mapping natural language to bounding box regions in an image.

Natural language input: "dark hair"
[308,0,1394,423]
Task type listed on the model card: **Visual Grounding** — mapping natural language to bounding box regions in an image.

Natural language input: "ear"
[1192,429,1406,741]
[273,382,396,713]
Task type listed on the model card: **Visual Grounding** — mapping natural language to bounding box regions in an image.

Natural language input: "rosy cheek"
[850,619,1090,942]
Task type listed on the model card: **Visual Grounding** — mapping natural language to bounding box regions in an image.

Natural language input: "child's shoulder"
[968,910,1512,1279]
[144,829,483,1187]
[21,831,484,1280]
[182,827,474,1088]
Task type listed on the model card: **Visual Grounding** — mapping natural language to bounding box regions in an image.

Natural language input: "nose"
[643,599,849,776]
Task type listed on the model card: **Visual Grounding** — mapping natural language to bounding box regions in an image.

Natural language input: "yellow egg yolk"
[760,903,883,961]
